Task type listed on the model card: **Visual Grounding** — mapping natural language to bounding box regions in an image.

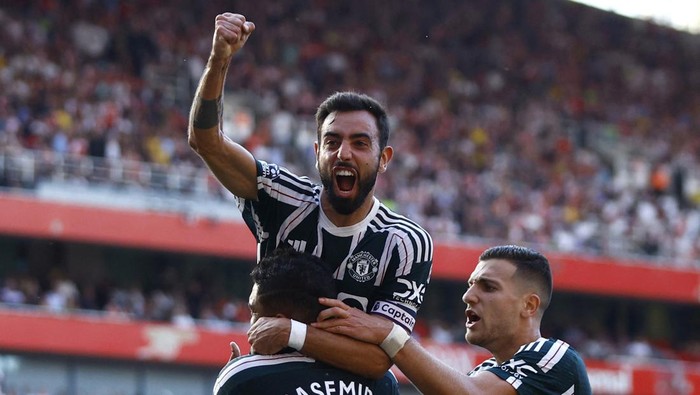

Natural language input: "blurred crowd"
[1,0,700,265]
[0,267,252,330]
[2,267,699,364]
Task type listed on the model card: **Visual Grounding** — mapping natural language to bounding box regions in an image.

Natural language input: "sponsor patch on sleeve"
[260,161,280,180]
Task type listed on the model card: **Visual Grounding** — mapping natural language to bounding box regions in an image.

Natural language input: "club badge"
[346,251,379,283]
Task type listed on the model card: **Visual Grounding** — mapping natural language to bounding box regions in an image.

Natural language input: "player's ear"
[522,293,540,318]
[379,145,393,173]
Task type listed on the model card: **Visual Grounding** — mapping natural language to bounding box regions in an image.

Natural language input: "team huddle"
[189,12,592,395]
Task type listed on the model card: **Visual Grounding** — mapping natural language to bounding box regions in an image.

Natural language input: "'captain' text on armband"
[371,301,416,331]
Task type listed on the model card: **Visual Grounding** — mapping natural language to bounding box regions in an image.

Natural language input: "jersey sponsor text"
[392,278,425,306]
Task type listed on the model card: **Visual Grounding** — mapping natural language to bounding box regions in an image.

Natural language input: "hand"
[312,298,394,345]
[229,341,241,361]
[247,317,290,354]
[211,13,255,62]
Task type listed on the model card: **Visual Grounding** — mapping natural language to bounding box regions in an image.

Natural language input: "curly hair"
[251,246,337,323]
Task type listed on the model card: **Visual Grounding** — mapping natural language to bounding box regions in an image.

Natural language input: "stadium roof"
[571,0,700,33]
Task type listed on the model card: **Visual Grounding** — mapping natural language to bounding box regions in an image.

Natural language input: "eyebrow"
[322,131,373,140]
[468,276,500,287]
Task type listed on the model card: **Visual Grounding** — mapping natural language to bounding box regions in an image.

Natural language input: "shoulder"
[375,202,431,236]
[373,203,433,256]
[257,160,317,186]
[220,352,315,374]
[468,357,498,376]
[477,338,590,394]
[515,338,585,371]
[255,159,320,197]
[213,352,315,393]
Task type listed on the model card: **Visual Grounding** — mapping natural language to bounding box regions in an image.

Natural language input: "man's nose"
[337,141,352,160]
[462,287,476,305]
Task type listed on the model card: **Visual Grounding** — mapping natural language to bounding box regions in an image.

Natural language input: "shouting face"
[462,259,525,355]
[315,110,392,221]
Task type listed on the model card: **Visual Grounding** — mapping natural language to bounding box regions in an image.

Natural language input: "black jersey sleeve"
[367,208,434,333]
[480,338,592,395]
[236,160,318,251]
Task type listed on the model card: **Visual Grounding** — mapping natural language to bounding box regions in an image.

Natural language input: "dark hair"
[315,91,391,150]
[479,245,553,313]
[251,246,336,323]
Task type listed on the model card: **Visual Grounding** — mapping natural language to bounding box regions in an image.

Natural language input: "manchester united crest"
[346,251,379,282]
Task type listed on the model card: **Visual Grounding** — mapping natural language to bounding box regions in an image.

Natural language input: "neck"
[321,194,375,227]
[492,328,541,364]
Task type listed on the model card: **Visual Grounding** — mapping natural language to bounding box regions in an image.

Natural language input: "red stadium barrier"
[0,309,698,395]
[0,309,240,366]
[0,194,256,257]
[1,195,699,303]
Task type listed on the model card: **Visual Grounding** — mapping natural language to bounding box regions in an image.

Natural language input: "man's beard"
[320,165,378,215]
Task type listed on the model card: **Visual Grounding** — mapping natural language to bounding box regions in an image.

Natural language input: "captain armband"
[192,96,222,129]
[379,323,410,359]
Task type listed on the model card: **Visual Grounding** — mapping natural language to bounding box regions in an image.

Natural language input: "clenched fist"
[211,13,255,62]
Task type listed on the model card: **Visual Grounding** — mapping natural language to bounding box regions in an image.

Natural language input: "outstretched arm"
[248,316,393,379]
[313,298,517,395]
[188,13,258,200]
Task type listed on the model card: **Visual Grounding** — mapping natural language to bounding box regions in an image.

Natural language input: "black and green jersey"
[468,338,592,394]
[213,351,400,395]
[236,160,433,332]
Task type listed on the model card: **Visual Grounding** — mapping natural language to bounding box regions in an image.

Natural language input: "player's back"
[214,351,400,395]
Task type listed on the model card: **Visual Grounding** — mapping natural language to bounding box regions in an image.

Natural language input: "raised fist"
[211,13,255,61]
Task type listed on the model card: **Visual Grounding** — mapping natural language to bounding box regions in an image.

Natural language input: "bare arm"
[313,298,517,395]
[188,13,258,200]
[304,324,393,379]
[248,317,392,379]
[392,339,516,395]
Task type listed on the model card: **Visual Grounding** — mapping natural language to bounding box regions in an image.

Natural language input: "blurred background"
[0,0,699,394]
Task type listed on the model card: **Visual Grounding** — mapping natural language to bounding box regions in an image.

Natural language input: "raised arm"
[248,316,393,379]
[188,13,258,200]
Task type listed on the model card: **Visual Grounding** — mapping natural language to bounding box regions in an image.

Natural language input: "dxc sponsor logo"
[501,359,537,378]
[393,279,425,306]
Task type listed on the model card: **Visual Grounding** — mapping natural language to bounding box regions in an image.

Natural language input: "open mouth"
[334,168,357,193]
[466,309,481,328]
